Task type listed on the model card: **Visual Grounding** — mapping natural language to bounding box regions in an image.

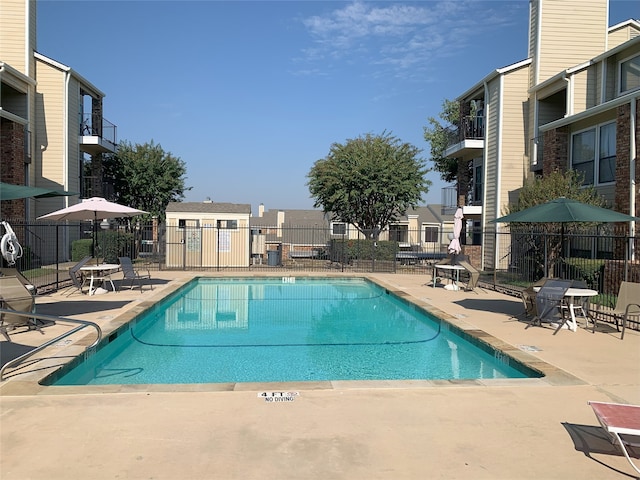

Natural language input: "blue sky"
[38,0,638,213]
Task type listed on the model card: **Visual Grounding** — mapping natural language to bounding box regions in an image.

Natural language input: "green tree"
[508,169,606,214]
[307,132,430,239]
[104,140,190,220]
[423,99,460,183]
[506,170,607,280]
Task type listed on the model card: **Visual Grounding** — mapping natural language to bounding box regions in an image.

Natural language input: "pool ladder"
[0,309,102,381]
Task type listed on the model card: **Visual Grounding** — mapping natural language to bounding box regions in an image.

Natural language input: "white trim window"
[423,226,439,243]
[571,122,616,186]
[217,219,238,230]
[331,222,347,235]
[619,53,640,95]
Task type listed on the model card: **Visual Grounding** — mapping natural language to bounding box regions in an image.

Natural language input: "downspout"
[64,69,70,204]
[25,0,30,78]
[63,69,71,259]
[563,72,572,117]
[630,96,637,261]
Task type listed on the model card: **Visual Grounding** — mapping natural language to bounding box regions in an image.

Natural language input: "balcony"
[444,115,485,160]
[441,186,483,218]
[79,114,117,155]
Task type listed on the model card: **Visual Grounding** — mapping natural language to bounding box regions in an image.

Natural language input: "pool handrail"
[0,309,102,381]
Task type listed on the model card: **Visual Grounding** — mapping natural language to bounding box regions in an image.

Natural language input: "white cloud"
[299,1,522,77]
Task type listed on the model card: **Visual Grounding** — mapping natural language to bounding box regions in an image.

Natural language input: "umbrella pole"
[94,212,99,265]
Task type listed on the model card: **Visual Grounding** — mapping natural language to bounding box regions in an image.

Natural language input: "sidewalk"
[1,271,638,479]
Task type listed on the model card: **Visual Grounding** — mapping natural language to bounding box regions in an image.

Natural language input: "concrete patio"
[1,271,638,479]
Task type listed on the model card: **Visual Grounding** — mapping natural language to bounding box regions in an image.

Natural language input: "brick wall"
[0,118,26,219]
[542,126,568,175]
[614,100,640,216]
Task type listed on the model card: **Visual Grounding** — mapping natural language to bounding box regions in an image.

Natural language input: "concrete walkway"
[1,271,638,479]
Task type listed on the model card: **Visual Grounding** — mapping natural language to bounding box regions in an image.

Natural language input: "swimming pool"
[48,277,539,385]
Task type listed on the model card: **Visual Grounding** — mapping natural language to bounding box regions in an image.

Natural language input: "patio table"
[534,286,598,331]
[80,264,119,296]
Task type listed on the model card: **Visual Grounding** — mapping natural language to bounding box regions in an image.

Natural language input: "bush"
[72,239,93,261]
[562,258,605,290]
[329,239,397,262]
[97,231,134,263]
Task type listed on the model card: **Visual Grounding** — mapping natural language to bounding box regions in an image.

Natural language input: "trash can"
[267,249,280,266]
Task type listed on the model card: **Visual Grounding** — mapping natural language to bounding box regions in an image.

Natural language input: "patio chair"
[593,281,640,339]
[118,257,152,292]
[527,278,571,332]
[456,255,480,291]
[0,275,36,341]
[519,277,549,319]
[66,256,91,296]
[0,267,35,295]
[588,401,640,475]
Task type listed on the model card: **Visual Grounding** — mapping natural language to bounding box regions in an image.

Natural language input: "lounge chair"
[0,275,36,341]
[527,278,571,332]
[594,281,640,339]
[456,255,480,291]
[0,267,36,295]
[519,278,549,319]
[118,256,152,292]
[588,401,640,475]
[67,256,91,296]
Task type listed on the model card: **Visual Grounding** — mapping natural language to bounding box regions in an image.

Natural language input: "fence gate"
[165,220,202,269]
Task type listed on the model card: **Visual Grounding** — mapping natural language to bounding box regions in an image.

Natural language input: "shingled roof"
[166,202,251,214]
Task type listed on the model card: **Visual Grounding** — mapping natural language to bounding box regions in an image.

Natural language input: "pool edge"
[0,274,587,396]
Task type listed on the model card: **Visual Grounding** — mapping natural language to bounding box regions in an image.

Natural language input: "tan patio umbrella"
[448,207,464,256]
[38,197,147,264]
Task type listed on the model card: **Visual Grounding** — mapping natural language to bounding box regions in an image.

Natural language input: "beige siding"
[67,77,81,194]
[0,0,28,73]
[165,214,250,268]
[33,59,67,218]
[536,0,607,83]
[571,66,599,113]
[482,78,501,228]
[499,69,530,217]
[608,24,640,49]
[528,0,538,89]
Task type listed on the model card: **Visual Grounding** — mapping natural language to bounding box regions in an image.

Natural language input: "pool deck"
[1,271,639,479]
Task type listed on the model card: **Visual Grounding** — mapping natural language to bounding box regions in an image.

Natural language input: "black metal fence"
[2,221,637,328]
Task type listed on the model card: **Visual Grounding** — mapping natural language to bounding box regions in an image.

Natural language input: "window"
[598,123,616,183]
[331,222,346,235]
[217,219,238,230]
[178,219,186,230]
[620,54,640,94]
[571,122,615,186]
[424,226,438,243]
[389,225,408,243]
[473,164,483,203]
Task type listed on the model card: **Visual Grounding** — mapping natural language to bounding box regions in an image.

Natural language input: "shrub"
[72,239,93,261]
[96,231,134,263]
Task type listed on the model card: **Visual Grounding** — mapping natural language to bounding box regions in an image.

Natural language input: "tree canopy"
[103,140,190,221]
[423,99,460,183]
[307,132,430,239]
[507,169,606,215]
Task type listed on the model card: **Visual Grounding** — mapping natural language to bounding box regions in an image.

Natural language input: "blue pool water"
[50,277,536,385]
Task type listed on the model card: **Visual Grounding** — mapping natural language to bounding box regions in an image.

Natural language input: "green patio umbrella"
[0,182,78,201]
[491,197,639,277]
[491,197,640,224]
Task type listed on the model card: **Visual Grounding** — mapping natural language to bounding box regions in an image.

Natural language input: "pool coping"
[0,274,586,396]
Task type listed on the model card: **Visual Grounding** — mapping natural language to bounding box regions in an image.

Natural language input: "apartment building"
[0,0,116,221]
[444,0,639,270]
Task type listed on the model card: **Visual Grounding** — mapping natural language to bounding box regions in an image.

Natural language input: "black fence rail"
[2,222,637,330]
